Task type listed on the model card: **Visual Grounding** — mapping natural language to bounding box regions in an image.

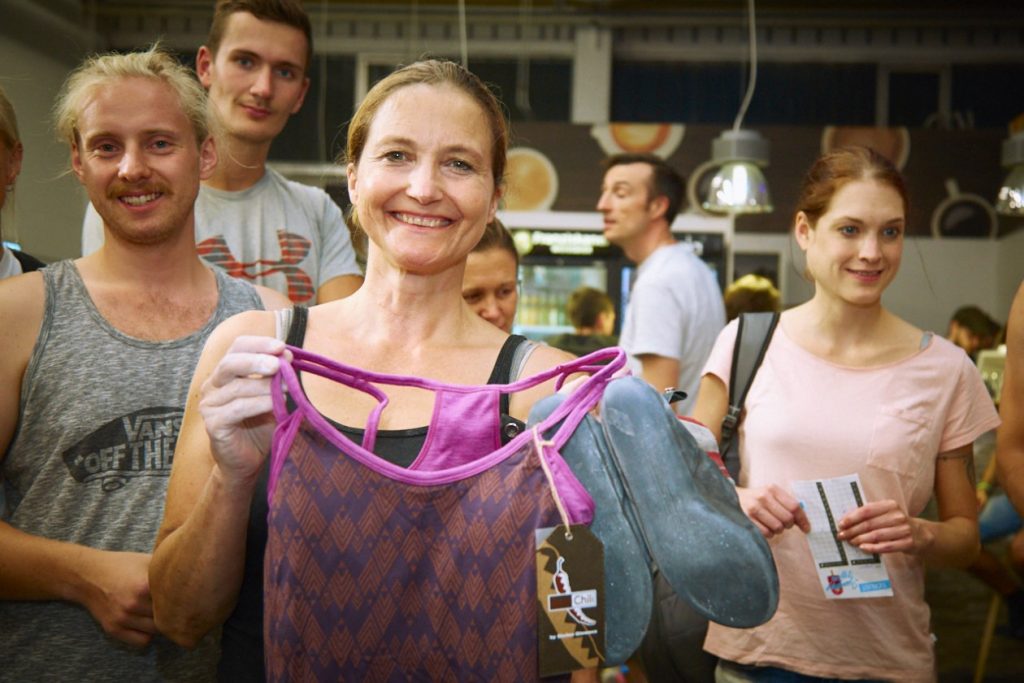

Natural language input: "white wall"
[1,30,90,261]
[886,238,1001,333]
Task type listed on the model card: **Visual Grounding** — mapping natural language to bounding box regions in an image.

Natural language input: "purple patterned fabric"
[264,347,625,681]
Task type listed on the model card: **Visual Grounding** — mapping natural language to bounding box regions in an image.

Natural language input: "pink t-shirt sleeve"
[702,318,740,386]
[938,349,1001,452]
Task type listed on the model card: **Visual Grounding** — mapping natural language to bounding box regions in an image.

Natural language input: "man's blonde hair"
[54,45,212,148]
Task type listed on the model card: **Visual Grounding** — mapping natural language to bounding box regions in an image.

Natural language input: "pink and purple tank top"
[264,346,625,681]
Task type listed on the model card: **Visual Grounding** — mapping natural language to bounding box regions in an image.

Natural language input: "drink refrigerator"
[501,211,731,342]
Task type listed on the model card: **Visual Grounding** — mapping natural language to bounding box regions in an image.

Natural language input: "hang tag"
[535,524,605,676]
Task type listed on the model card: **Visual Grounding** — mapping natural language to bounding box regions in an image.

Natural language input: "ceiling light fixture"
[996,131,1024,216]
[702,0,773,215]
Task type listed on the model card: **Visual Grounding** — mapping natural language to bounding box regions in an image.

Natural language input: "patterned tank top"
[264,346,625,681]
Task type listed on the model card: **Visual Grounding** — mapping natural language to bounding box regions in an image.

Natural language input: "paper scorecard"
[791,474,894,600]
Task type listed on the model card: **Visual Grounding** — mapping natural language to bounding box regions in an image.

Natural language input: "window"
[611,61,875,125]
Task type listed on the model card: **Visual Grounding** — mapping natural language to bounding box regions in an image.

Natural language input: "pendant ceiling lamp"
[996,132,1024,216]
[702,0,773,215]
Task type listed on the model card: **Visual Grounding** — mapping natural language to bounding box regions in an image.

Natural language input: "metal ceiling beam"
[90,2,1024,65]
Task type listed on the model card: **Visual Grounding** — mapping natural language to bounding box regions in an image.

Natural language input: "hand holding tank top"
[264,346,626,682]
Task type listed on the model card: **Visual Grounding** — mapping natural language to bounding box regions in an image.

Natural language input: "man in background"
[0,47,287,679]
[545,285,619,357]
[82,0,363,303]
[597,153,725,682]
[597,153,725,414]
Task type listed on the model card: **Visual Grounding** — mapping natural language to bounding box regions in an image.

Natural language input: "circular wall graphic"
[504,147,559,211]
[590,123,685,158]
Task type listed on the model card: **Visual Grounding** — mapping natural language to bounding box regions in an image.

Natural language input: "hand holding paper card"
[791,474,894,599]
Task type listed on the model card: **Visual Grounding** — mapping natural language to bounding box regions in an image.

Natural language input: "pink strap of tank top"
[267,345,625,497]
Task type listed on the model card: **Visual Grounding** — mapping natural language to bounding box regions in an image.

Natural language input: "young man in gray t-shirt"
[82,0,363,304]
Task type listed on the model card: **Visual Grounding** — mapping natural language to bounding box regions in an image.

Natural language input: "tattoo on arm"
[937,450,976,487]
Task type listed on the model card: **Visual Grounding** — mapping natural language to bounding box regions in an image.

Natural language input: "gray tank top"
[0,259,263,681]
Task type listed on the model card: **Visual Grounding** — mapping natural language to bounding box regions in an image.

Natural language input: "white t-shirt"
[81,167,361,303]
[0,247,22,280]
[619,241,726,414]
[701,319,1001,682]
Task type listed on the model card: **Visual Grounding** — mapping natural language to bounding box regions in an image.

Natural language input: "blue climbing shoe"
[528,393,653,665]
[599,376,778,628]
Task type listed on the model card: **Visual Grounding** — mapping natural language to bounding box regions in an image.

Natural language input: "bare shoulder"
[0,272,46,454]
[0,270,45,311]
[886,311,924,343]
[198,308,279,364]
[254,285,292,311]
[0,271,46,358]
[1001,281,1024,361]
[211,307,278,341]
[1010,281,1024,329]
[523,340,577,375]
[504,340,576,422]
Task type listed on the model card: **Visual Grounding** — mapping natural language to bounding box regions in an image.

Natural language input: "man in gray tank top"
[0,47,289,681]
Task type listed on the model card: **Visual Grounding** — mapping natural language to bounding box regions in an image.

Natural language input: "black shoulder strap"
[12,249,45,273]
[720,312,780,480]
[489,334,529,419]
[286,305,309,347]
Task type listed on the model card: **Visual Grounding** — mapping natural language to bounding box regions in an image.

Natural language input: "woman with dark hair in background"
[462,217,520,333]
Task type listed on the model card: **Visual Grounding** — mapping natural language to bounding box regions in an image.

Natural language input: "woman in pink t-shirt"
[693,146,1000,682]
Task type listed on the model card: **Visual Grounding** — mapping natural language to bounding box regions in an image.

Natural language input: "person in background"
[462,217,519,333]
[546,285,619,357]
[0,47,287,681]
[998,281,1024,580]
[597,152,725,683]
[723,273,780,322]
[0,85,44,279]
[692,146,999,682]
[149,59,583,681]
[81,0,363,304]
[948,304,1001,361]
[971,452,1024,639]
[597,152,725,414]
[953,293,1024,639]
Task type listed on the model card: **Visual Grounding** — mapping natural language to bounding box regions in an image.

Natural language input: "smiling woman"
[692,147,1001,682]
[346,79,500,276]
[149,59,602,682]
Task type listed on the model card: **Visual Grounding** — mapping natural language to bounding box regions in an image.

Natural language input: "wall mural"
[504,122,1023,238]
[590,123,685,158]
[504,148,559,211]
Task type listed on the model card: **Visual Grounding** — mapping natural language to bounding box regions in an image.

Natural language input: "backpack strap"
[720,312,780,481]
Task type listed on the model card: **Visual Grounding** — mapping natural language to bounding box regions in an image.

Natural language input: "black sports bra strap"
[488,334,529,418]
[281,321,533,447]
[286,305,309,347]
[487,335,527,384]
